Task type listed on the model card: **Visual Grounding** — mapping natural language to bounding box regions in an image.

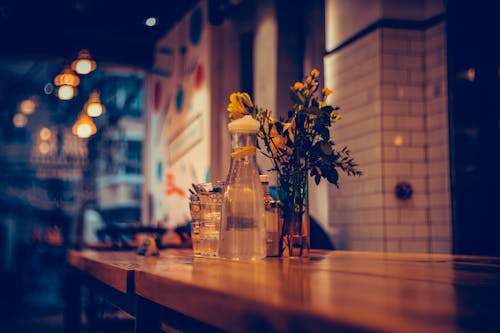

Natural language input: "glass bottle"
[260,174,280,257]
[219,115,266,260]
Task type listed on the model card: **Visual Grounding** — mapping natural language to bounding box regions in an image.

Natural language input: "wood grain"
[68,249,500,333]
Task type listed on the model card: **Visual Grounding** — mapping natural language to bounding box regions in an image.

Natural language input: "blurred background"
[0,1,196,331]
[0,0,499,332]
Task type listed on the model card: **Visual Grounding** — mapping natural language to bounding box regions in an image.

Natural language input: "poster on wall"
[147,1,211,228]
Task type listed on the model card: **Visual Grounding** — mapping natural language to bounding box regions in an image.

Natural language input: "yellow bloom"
[240,92,254,108]
[330,111,341,123]
[319,101,327,108]
[293,82,304,91]
[322,87,333,97]
[310,69,320,78]
[227,92,252,120]
[305,76,312,84]
[269,125,290,156]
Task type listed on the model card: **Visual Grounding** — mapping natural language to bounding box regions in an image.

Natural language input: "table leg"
[63,266,82,333]
[135,296,161,333]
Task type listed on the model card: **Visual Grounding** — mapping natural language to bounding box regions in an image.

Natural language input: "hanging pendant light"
[57,85,76,100]
[84,91,105,117]
[54,66,80,87]
[71,49,97,75]
[54,66,80,100]
[72,111,97,138]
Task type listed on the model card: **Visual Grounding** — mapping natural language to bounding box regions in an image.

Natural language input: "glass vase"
[278,171,310,258]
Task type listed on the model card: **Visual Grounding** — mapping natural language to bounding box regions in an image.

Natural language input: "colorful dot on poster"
[189,7,203,46]
[175,85,184,113]
[156,161,163,181]
[153,81,162,112]
[194,63,204,90]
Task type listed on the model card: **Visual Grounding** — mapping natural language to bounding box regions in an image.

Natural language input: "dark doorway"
[446,1,500,255]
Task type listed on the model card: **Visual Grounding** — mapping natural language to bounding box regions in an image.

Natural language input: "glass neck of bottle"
[230,132,258,161]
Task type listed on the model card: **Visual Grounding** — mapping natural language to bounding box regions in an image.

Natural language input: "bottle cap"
[227,115,260,133]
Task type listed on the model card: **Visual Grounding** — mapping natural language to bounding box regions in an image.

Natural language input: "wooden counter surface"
[67,249,160,294]
[68,249,500,333]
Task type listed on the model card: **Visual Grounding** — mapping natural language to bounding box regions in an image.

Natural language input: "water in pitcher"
[219,116,266,260]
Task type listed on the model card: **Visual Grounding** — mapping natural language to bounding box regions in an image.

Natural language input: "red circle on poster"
[194,64,204,91]
[153,81,162,112]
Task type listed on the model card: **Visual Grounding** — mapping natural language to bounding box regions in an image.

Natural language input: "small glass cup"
[199,202,222,257]
[189,195,202,255]
[196,181,224,257]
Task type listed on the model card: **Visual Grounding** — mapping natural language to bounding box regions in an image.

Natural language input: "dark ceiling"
[0,0,199,69]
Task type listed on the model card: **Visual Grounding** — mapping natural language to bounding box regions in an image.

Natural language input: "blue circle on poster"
[189,7,203,46]
[175,85,184,113]
[156,161,163,181]
[204,168,210,183]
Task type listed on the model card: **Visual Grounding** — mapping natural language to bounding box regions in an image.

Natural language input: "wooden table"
[65,249,500,333]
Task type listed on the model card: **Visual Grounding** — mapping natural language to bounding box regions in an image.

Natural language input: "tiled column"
[324,0,450,253]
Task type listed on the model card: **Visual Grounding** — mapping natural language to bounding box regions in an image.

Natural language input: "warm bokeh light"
[19,99,36,114]
[40,127,52,140]
[54,67,80,87]
[71,50,97,75]
[38,142,50,155]
[57,85,75,100]
[466,68,475,82]
[393,135,404,146]
[87,103,104,117]
[85,91,105,117]
[72,112,97,138]
[145,17,158,26]
[13,113,28,127]
[75,59,92,74]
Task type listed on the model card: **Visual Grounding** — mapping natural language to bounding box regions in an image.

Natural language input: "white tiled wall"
[324,22,450,253]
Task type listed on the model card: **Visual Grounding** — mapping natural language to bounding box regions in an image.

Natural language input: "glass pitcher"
[219,115,266,260]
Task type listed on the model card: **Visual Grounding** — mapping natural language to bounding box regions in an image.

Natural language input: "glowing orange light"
[72,112,97,138]
[40,127,52,140]
[57,85,76,100]
[54,67,80,87]
[19,99,36,114]
[13,113,28,127]
[85,91,105,117]
[393,135,404,146]
[71,49,97,75]
[39,142,50,155]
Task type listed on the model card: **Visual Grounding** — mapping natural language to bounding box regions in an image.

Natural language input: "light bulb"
[13,113,27,127]
[86,102,103,117]
[57,85,75,100]
[75,59,92,75]
[40,127,52,140]
[76,124,92,138]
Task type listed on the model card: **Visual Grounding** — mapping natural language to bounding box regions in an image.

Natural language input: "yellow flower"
[322,87,333,97]
[310,68,320,78]
[269,124,291,156]
[240,92,254,108]
[330,111,341,123]
[227,92,253,120]
[293,82,304,91]
[305,76,312,84]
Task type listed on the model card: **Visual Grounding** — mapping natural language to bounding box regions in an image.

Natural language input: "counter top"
[68,249,500,332]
